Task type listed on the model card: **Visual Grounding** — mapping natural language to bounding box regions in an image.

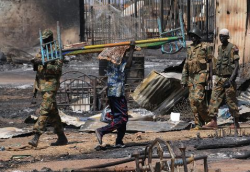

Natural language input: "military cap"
[219,28,230,37]
[41,29,53,39]
[189,28,202,39]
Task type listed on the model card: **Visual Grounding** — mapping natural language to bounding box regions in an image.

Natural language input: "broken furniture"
[71,138,208,172]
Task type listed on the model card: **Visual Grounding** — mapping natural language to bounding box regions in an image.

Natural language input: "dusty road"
[1,86,250,172]
[1,57,250,172]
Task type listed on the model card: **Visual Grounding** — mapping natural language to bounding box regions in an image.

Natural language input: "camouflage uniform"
[33,53,63,135]
[182,43,213,127]
[208,43,240,118]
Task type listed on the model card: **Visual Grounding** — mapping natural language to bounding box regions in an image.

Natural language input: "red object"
[106,112,113,119]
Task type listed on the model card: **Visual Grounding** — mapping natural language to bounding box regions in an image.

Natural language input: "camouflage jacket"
[181,42,213,86]
[34,52,63,92]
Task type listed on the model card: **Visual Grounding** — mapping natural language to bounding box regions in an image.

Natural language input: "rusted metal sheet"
[243,2,250,65]
[214,0,247,64]
[131,70,188,115]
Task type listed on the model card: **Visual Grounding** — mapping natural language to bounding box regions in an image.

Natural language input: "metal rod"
[179,144,188,172]
[84,154,208,169]
[134,0,138,18]
[72,167,136,172]
[90,6,94,45]
[93,78,97,111]
[57,21,62,60]
[187,0,191,38]
[206,0,209,41]
[85,157,136,169]
[63,36,182,52]
[204,157,208,172]
[79,0,85,42]
[234,117,238,137]
[135,0,138,39]
[160,0,164,31]
[133,151,140,172]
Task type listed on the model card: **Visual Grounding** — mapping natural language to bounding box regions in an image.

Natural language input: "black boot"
[51,132,68,146]
[28,133,41,147]
[230,117,240,129]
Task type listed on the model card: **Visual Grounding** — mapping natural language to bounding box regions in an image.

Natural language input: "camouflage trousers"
[208,77,239,118]
[33,91,63,134]
[189,83,210,126]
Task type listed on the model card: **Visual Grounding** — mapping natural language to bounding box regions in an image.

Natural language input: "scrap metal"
[0,127,32,139]
[79,120,190,133]
[233,151,250,159]
[74,138,208,172]
[195,129,250,150]
[133,138,208,172]
[157,11,186,54]
[57,71,106,111]
[131,70,188,115]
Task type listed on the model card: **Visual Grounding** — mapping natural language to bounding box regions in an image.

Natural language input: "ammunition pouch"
[216,43,234,76]
[216,60,234,76]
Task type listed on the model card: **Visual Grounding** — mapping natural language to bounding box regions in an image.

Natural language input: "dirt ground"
[1,61,250,172]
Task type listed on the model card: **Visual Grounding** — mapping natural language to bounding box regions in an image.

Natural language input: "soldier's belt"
[38,75,60,79]
[189,70,208,75]
[216,74,231,78]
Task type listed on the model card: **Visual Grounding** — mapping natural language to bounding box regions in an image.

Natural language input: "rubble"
[0,127,32,139]
[26,110,88,128]
[2,47,34,64]
[79,120,190,133]
[79,138,209,172]
[0,50,6,64]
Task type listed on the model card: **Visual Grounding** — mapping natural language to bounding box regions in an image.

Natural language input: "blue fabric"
[107,59,127,97]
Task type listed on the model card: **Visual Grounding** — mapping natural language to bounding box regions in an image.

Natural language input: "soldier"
[29,29,68,147]
[181,28,213,130]
[95,41,135,148]
[203,28,240,129]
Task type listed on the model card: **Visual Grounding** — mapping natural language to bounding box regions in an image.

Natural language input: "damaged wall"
[214,0,248,65]
[0,0,80,50]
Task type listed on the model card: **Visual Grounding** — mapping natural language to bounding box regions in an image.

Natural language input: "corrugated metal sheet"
[131,71,188,115]
[244,3,250,65]
[238,87,250,114]
[214,0,247,64]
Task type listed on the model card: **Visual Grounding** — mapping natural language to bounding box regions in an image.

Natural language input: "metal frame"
[157,10,186,54]
[57,71,107,112]
[75,138,209,172]
[39,21,62,65]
